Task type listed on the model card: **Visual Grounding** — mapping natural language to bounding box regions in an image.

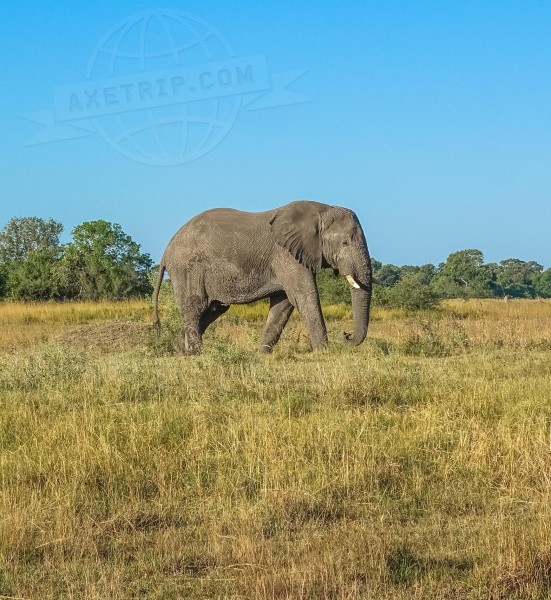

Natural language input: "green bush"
[374,274,441,310]
[316,269,351,305]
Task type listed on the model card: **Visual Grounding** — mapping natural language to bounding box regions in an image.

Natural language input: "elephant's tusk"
[346,275,361,289]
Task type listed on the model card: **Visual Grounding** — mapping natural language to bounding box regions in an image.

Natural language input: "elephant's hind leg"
[177,306,204,355]
[259,293,294,353]
[172,277,208,355]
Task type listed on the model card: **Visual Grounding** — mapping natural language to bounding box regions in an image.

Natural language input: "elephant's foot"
[311,344,328,352]
[174,331,202,355]
[174,340,201,355]
[310,337,329,352]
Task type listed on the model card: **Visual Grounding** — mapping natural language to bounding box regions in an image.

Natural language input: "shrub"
[375,273,441,310]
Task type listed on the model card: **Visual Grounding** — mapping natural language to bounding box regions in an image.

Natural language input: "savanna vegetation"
[1,295,550,599]
[0,217,152,301]
[1,215,550,597]
[1,216,551,308]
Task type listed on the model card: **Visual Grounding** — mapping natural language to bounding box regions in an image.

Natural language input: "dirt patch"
[57,320,154,354]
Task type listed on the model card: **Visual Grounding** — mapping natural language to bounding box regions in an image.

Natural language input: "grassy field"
[1,298,551,599]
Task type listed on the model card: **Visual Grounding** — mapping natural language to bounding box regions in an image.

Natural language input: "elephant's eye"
[342,240,349,247]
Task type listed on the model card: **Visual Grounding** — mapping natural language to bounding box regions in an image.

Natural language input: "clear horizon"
[1,1,550,268]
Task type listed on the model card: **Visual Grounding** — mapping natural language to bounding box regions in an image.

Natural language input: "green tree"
[375,272,441,310]
[0,217,64,300]
[432,249,495,298]
[374,263,401,285]
[0,263,7,299]
[495,259,542,298]
[397,264,437,284]
[7,248,63,300]
[372,261,437,287]
[60,220,153,300]
[0,217,63,264]
[533,269,551,298]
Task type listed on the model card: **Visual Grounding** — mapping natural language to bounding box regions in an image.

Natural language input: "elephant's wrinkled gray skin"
[153,201,373,354]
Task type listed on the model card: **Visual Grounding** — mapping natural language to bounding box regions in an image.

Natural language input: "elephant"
[153,200,373,354]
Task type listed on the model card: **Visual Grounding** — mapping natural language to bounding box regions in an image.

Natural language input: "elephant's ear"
[269,201,329,272]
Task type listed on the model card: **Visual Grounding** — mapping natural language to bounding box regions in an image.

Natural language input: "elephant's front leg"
[259,293,294,353]
[283,274,328,351]
[296,294,328,350]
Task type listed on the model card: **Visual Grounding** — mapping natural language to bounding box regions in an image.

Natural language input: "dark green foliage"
[432,249,496,299]
[0,217,152,301]
[375,273,442,310]
[431,251,546,300]
[60,221,153,300]
[1,215,550,306]
[0,217,63,264]
[6,248,63,300]
[0,217,64,300]
[375,262,402,285]
[317,248,551,310]
[0,264,7,299]
[372,262,440,310]
[495,259,543,298]
[533,269,551,297]
[316,269,351,305]
[316,265,441,311]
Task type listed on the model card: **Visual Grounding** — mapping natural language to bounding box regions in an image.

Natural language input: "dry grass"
[0,299,550,598]
[0,300,148,352]
[368,300,551,354]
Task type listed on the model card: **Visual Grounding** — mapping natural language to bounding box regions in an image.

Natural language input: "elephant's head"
[269,201,372,346]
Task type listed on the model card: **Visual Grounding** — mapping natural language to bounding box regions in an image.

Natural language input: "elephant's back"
[191,207,274,230]
[162,207,275,266]
[176,207,273,240]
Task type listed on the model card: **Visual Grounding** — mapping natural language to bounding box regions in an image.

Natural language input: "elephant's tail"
[153,263,166,336]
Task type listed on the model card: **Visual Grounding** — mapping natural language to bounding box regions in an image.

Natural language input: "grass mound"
[57,320,153,354]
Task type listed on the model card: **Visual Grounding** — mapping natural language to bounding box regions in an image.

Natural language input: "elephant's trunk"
[342,264,372,347]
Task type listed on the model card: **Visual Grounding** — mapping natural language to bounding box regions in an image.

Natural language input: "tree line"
[0,217,152,301]
[317,248,551,310]
[1,217,550,308]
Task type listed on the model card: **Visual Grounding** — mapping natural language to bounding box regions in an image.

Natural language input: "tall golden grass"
[0,298,550,598]
[0,300,148,351]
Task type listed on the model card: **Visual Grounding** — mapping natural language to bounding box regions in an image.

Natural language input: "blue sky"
[1,1,550,267]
